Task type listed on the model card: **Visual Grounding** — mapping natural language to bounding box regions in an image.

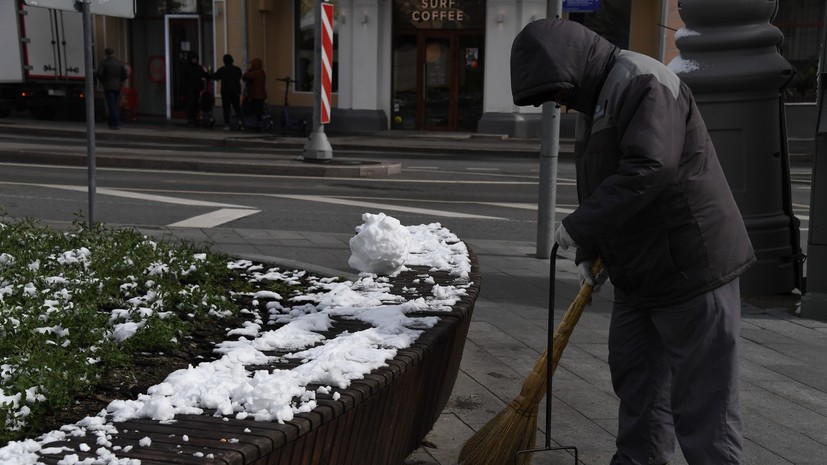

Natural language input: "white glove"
[577,259,608,292]
[554,223,578,250]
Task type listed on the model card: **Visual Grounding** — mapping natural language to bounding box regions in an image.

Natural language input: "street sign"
[563,0,600,13]
[24,0,135,18]
[320,1,334,124]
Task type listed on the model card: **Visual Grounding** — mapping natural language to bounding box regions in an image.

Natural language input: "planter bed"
[32,249,480,465]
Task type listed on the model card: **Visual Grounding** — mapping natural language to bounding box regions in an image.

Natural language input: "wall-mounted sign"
[394,0,484,30]
[23,0,135,18]
[148,55,165,83]
[563,0,600,13]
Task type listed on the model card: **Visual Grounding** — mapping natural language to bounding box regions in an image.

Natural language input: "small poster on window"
[177,0,198,13]
[465,47,479,69]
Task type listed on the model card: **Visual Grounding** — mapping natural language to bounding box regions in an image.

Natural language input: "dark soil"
[41,299,258,434]
[12,260,325,444]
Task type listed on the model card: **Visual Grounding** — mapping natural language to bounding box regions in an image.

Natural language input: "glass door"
[391,30,485,131]
[392,34,417,129]
[458,34,484,131]
[164,15,200,119]
[420,35,454,130]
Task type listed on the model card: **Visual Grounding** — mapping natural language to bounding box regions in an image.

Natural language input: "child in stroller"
[196,79,216,129]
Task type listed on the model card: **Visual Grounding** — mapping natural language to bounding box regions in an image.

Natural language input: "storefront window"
[391,1,485,131]
[294,0,339,93]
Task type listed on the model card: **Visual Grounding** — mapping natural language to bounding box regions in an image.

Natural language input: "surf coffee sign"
[394,0,484,30]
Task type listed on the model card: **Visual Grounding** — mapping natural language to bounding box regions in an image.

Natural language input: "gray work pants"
[608,278,743,465]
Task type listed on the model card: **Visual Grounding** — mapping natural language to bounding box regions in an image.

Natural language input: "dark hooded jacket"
[182,52,209,94]
[511,19,755,307]
[213,54,242,96]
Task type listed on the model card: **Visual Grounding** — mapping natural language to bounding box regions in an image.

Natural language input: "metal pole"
[303,0,333,161]
[241,0,248,68]
[536,0,564,259]
[79,0,96,226]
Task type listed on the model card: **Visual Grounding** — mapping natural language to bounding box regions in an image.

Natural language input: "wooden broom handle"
[518,258,605,405]
[551,257,603,372]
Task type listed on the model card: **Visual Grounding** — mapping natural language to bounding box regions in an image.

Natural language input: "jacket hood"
[250,58,263,70]
[510,19,619,115]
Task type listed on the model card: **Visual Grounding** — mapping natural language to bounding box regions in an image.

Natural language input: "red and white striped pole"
[320,2,334,125]
[302,0,333,161]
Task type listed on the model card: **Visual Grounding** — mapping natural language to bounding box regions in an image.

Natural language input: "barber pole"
[320,2,334,124]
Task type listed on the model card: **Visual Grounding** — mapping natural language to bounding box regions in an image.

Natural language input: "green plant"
[0,217,311,444]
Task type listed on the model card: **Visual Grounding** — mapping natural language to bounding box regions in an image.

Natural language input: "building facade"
[94,0,821,137]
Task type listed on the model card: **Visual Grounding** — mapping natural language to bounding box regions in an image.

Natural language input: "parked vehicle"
[276,76,307,137]
[230,82,274,132]
[0,0,86,119]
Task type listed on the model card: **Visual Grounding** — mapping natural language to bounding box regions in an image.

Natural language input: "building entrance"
[391,0,484,131]
[165,15,201,120]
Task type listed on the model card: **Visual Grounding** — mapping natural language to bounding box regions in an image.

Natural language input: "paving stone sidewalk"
[143,227,827,465]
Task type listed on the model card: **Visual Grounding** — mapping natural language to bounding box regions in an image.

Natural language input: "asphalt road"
[0,154,573,245]
[0,123,814,255]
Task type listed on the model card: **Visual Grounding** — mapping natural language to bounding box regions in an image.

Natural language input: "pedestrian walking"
[95,48,128,130]
[511,18,755,465]
[212,54,243,129]
[242,58,267,120]
[181,52,210,125]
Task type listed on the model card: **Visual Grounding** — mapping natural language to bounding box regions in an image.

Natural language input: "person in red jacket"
[511,18,755,465]
[242,58,267,120]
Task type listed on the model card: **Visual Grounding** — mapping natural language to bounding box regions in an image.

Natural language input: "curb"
[0,147,403,178]
[0,121,562,159]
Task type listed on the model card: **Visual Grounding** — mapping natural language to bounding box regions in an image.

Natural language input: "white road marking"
[32,183,259,228]
[467,167,501,172]
[42,184,248,208]
[6,180,574,224]
[168,208,261,228]
[2,162,548,184]
[272,194,505,220]
[477,202,576,214]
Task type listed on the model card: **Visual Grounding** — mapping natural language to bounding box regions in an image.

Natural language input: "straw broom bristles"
[458,259,603,465]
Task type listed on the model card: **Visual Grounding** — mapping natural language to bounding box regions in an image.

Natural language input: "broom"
[458,254,603,465]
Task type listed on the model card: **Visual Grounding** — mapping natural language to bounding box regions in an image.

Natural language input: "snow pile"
[348,212,412,275]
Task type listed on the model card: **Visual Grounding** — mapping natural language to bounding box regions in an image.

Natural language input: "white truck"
[0,0,86,119]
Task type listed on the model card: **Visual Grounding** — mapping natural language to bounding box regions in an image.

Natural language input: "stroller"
[196,79,216,129]
[230,82,273,132]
